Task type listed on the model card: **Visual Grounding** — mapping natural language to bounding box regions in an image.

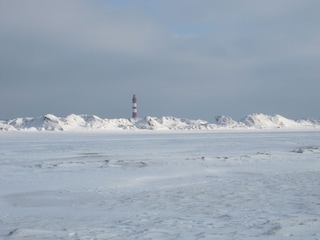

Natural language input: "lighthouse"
[132,94,137,118]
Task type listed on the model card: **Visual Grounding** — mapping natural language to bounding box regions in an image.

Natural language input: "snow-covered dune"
[0,113,319,131]
[240,113,300,129]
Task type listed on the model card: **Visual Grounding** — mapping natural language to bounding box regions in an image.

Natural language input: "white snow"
[0,130,319,239]
[0,113,319,131]
[240,113,300,129]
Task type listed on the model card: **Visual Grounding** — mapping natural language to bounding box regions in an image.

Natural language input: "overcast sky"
[1,0,319,120]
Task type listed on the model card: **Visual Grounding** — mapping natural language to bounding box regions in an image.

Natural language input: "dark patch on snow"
[291,146,320,154]
[8,228,19,236]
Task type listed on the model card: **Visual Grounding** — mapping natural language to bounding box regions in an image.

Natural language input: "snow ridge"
[0,113,319,131]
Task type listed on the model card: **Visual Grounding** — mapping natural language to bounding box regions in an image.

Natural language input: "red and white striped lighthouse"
[132,94,137,118]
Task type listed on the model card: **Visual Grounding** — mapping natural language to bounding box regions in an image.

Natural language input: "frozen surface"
[0,131,320,239]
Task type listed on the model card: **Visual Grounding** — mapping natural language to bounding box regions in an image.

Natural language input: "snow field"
[0,131,319,239]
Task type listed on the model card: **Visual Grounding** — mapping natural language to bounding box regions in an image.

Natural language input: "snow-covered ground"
[1,113,320,131]
[0,131,319,239]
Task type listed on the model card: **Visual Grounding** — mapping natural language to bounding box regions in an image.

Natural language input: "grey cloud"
[0,0,319,120]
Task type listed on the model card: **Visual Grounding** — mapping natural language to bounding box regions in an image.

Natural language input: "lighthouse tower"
[132,94,137,118]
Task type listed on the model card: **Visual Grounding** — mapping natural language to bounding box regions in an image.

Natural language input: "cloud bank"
[1,0,319,120]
